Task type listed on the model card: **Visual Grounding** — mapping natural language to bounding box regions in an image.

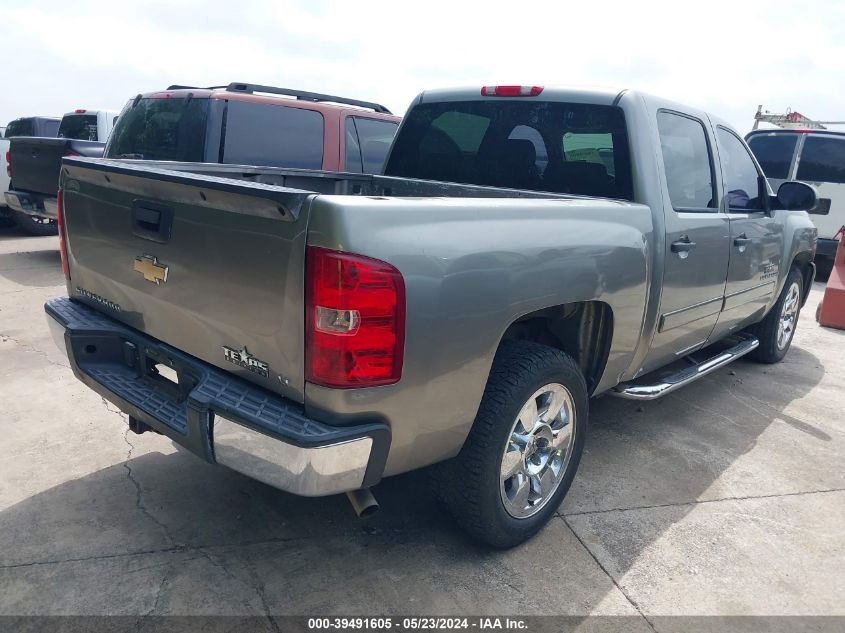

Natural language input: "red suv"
[105,83,401,173]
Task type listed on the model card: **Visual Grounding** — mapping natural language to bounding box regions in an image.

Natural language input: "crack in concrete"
[560,515,657,632]
[0,333,69,369]
[122,427,181,549]
[0,535,306,571]
[240,550,282,632]
[562,486,845,518]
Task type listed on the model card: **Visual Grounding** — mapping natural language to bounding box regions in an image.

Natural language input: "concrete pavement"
[1,228,843,625]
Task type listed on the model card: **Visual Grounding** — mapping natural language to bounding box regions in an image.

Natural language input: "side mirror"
[809,197,831,216]
[774,181,818,211]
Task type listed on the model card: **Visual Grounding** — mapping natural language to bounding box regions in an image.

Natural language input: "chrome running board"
[611,333,759,401]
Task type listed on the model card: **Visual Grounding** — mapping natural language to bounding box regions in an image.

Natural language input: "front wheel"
[749,267,804,364]
[432,342,588,548]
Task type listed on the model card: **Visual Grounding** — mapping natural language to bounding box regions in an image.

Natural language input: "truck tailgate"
[61,157,313,402]
[11,138,104,196]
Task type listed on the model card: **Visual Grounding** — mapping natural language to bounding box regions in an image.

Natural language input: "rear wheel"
[431,341,588,548]
[749,267,803,364]
[12,210,58,236]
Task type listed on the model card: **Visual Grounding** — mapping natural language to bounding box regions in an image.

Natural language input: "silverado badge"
[134,254,169,284]
[223,346,270,378]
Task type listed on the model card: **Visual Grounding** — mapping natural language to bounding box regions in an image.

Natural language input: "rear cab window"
[796,135,845,184]
[58,115,99,141]
[344,116,399,173]
[746,133,798,179]
[106,97,210,161]
[384,100,633,199]
[5,119,34,137]
[656,111,716,211]
[222,100,324,169]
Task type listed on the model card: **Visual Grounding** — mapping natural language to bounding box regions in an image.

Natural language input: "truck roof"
[415,85,627,106]
[746,128,845,139]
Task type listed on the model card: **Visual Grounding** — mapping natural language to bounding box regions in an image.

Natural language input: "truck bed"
[60,156,650,409]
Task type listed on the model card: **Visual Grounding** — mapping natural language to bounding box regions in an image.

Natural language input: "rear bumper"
[4,190,57,218]
[816,238,840,260]
[45,297,390,496]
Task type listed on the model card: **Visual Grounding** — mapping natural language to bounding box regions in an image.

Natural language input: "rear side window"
[106,97,210,161]
[716,127,763,211]
[344,117,398,173]
[657,111,716,211]
[384,100,632,199]
[223,101,323,169]
[59,114,99,140]
[796,135,845,184]
[746,134,797,179]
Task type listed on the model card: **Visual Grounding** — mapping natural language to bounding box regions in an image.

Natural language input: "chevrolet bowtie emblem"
[134,254,169,284]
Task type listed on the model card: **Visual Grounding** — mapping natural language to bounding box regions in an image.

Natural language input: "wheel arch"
[790,250,815,307]
[497,301,614,395]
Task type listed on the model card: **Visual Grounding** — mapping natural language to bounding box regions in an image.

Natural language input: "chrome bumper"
[4,191,57,218]
[214,416,374,496]
[45,297,390,497]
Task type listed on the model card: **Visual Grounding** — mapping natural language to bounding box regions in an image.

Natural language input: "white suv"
[747,129,845,274]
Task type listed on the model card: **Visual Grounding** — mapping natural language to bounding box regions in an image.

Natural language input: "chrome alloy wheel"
[499,383,576,519]
[777,282,801,350]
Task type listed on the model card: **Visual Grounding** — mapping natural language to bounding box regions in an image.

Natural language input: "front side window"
[717,127,763,211]
[796,135,845,184]
[223,101,324,169]
[747,133,797,179]
[657,111,715,211]
[563,132,615,177]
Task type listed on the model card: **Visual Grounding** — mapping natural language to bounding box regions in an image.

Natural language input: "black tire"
[431,341,588,548]
[814,257,833,282]
[748,267,804,364]
[12,210,58,236]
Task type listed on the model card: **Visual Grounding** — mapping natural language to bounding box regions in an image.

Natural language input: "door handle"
[671,239,697,253]
[733,235,753,247]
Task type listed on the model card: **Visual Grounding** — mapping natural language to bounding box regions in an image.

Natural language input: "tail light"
[57,190,70,280]
[306,246,405,388]
[481,85,544,97]
[62,149,82,158]
[5,151,10,178]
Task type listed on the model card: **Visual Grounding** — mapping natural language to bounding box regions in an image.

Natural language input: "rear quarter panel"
[305,195,653,476]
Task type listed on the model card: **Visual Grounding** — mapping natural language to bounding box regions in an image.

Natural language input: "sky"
[2,0,844,134]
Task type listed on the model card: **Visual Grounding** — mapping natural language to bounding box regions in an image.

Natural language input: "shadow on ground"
[0,334,828,616]
[0,248,62,289]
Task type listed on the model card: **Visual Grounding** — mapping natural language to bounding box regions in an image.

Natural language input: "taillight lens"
[5,151,10,178]
[57,190,70,280]
[306,246,405,388]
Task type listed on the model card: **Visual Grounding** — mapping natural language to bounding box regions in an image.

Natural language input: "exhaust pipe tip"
[346,488,379,518]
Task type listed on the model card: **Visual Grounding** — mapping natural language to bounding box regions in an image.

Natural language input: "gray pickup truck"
[46,85,822,547]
